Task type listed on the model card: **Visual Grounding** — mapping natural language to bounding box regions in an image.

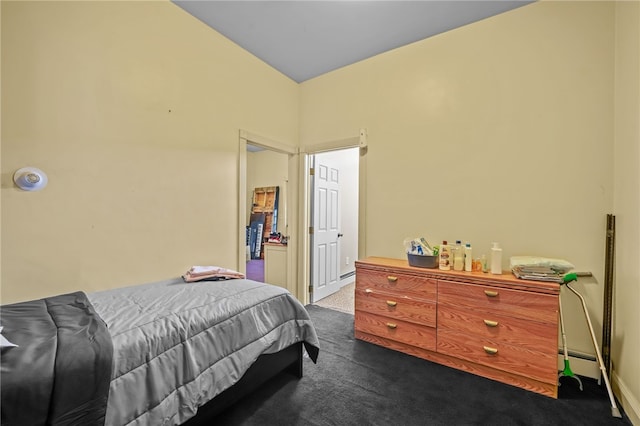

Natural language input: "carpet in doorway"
[213,305,631,426]
[314,282,354,314]
[246,259,264,282]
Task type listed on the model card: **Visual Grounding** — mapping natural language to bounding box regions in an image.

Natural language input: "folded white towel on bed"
[182,266,245,282]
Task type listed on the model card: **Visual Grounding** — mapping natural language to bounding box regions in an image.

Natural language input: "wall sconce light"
[13,167,48,191]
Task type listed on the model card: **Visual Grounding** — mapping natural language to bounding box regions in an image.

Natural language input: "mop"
[561,273,622,418]
[558,289,583,391]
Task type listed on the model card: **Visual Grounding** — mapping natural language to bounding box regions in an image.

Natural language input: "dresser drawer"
[355,288,436,327]
[356,268,437,300]
[438,305,557,351]
[355,311,436,351]
[437,329,557,385]
[438,280,558,323]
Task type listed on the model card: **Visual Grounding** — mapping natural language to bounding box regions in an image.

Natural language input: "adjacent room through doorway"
[245,145,288,284]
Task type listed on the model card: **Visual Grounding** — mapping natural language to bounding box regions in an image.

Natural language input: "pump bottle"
[490,242,503,275]
[464,242,473,272]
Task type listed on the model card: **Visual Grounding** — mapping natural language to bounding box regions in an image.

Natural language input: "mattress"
[88,278,319,426]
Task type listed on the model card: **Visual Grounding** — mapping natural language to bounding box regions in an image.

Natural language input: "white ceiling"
[173,1,533,83]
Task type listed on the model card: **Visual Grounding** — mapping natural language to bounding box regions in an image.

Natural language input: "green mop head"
[562,359,575,377]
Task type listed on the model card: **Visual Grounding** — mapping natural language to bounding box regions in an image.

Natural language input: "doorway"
[237,130,298,294]
[309,147,359,303]
[239,128,367,305]
[298,129,367,306]
[245,150,287,283]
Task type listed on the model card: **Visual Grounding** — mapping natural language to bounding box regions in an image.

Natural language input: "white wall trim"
[557,354,599,380]
[556,354,639,424]
[299,129,366,154]
[240,130,297,155]
[238,136,248,276]
[613,371,640,425]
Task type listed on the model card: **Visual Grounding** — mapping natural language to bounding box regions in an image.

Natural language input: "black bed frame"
[181,342,303,425]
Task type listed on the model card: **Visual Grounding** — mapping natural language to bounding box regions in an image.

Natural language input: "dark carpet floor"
[213,305,632,426]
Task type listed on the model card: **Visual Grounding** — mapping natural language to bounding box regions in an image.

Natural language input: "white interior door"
[310,154,341,302]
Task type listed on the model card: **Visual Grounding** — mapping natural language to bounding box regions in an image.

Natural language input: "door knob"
[337,233,344,238]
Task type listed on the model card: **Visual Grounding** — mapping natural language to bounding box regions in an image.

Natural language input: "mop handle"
[564,276,621,416]
[558,294,570,360]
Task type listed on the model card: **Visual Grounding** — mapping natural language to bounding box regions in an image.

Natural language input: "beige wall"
[300,1,637,420]
[1,1,299,302]
[613,1,640,423]
[302,1,613,353]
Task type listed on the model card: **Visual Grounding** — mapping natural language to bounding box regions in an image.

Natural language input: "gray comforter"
[1,291,114,426]
[87,278,320,426]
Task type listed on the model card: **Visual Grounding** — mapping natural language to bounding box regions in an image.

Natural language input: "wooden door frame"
[238,130,298,295]
[298,129,368,305]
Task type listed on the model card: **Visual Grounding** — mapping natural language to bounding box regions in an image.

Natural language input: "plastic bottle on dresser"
[439,240,451,270]
[490,242,503,275]
[464,242,473,272]
[453,240,464,271]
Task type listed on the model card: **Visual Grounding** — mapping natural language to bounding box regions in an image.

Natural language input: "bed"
[0,278,320,426]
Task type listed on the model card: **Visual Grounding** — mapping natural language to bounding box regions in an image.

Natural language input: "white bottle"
[453,240,464,271]
[464,242,473,272]
[490,242,502,275]
[439,240,451,271]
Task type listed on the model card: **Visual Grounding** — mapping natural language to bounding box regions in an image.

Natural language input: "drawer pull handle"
[387,276,398,283]
[386,300,397,307]
[365,288,373,293]
[484,290,499,297]
[386,322,397,329]
[483,346,498,355]
[483,320,499,327]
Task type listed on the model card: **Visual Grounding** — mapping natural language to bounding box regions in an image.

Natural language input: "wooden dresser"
[355,256,560,398]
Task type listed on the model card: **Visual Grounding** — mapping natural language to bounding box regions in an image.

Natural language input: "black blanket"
[1,291,113,426]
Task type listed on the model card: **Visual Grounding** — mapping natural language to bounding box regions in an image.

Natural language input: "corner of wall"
[613,1,640,425]
[613,372,640,426]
